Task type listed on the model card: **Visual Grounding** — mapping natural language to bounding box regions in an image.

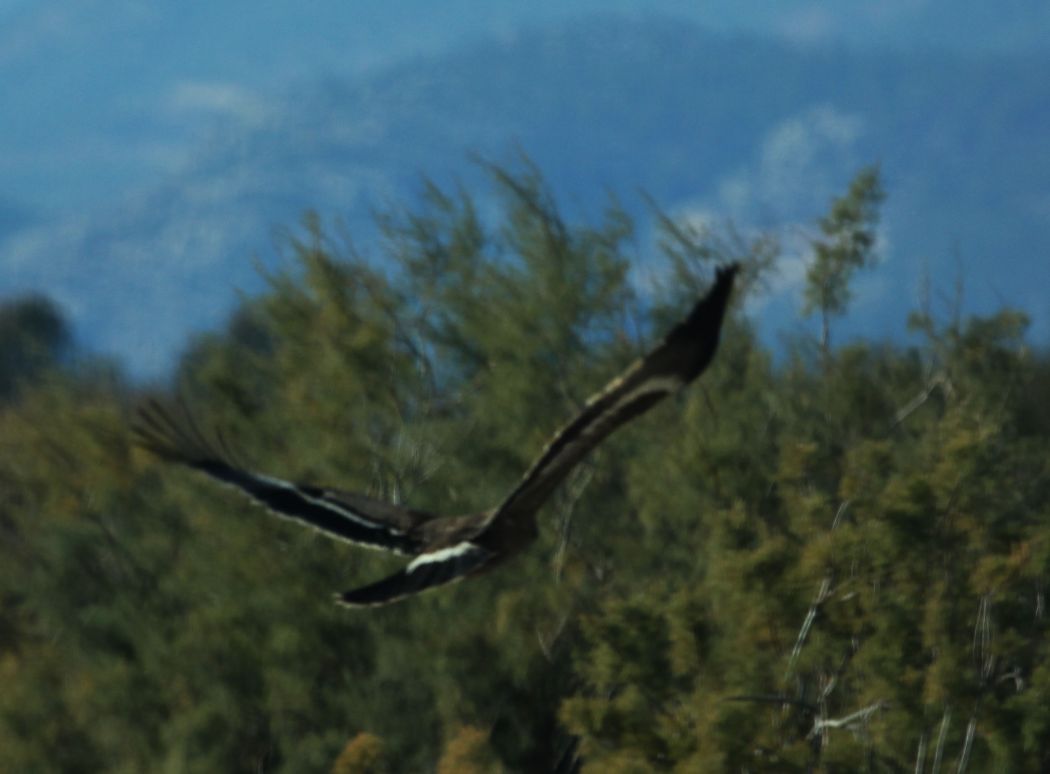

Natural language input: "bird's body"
[135,264,738,606]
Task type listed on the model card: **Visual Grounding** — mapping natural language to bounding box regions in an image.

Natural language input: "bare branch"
[996,667,1024,692]
[552,462,596,580]
[831,498,852,530]
[956,714,977,774]
[915,731,928,774]
[808,700,886,739]
[972,593,996,682]
[892,372,949,430]
[931,707,951,774]
[786,576,832,677]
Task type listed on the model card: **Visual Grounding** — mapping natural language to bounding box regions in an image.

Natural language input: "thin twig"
[892,372,948,430]
[786,577,832,677]
[931,707,951,774]
[808,700,886,738]
[972,594,995,682]
[552,463,595,581]
[915,731,927,774]
[956,714,977,774]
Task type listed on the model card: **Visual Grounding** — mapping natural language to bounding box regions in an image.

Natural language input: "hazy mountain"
[2,1,1047,211]
[2,17,1048,376]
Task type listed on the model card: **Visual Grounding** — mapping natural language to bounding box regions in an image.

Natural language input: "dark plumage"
[134,264,738,606]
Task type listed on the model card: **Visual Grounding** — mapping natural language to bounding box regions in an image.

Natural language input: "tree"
[803,166,884,358]
[0,294,70,401]
[1,163,1047,772]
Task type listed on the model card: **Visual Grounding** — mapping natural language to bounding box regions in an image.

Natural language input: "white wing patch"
[407,541,480,572]
[337,541,494,606]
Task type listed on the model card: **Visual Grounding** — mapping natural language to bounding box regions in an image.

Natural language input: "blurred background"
[2,0,1048,378]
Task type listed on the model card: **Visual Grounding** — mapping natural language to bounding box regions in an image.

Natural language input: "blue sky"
[3,1,1046,212]
[1,2,1048,375]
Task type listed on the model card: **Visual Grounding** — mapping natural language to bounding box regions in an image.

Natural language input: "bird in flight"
[134,264,738,606]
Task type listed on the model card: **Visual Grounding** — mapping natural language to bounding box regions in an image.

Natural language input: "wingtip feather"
[132,399,234,468]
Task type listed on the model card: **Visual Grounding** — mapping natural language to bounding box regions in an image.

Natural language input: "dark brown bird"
[134,264,738,606]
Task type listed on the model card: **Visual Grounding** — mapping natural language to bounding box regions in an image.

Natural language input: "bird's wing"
[133,400,430,555]
[336,541,494,607]
[487,263,738,524]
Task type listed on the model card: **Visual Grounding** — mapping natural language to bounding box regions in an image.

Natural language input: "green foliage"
[1,162,1048,772]
[0,294,70,401]
[436,726,504,774]
[803,166,885,354]
[331,732,387,774]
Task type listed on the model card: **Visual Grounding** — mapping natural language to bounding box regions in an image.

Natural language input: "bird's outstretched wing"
[336,541,494,607]
[488,263,738,523]
[133,400,430,555]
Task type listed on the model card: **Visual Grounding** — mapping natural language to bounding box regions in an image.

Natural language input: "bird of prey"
[134,264,738,606]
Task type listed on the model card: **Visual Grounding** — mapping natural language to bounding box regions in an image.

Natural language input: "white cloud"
[671,205,720,234]
[0,6,74,64]
[777,1,937,45]
[751,106,863,212]
[710,105,865,224]
[650,105,877,319]
[777,6,837,45]
[165,81,271,123]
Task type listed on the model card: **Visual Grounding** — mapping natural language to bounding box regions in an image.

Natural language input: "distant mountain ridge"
[2,16,1048,375]
[2,1,1047,208]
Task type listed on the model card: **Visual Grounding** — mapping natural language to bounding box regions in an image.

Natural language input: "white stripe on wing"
[406,541,482,573]
[237,473,413,550]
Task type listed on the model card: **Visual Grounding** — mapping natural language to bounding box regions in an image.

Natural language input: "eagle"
[134,264,738,606]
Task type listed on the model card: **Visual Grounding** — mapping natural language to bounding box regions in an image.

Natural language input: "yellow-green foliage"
[331,732,387,774]
[436,726,503,774]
